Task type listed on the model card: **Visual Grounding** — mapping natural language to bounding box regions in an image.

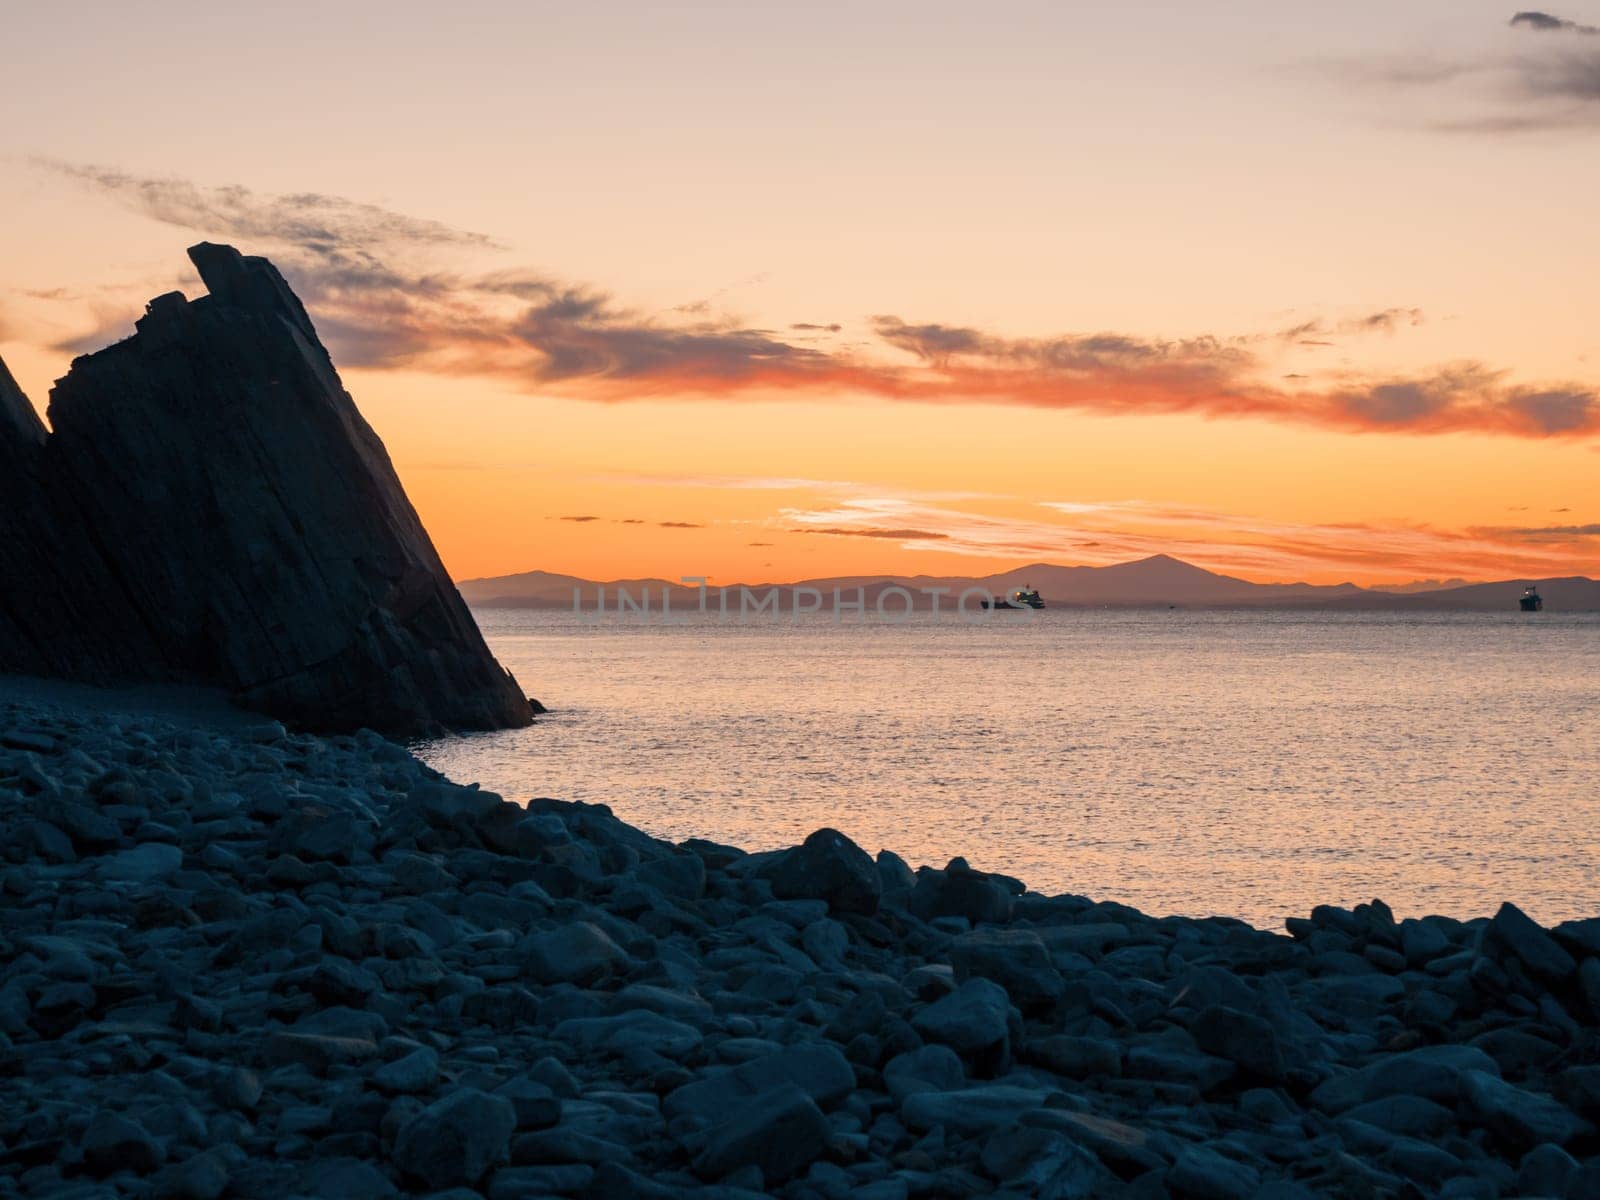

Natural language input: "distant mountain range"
[457,554,1600,611]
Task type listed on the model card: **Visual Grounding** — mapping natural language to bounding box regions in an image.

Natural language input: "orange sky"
[2,1,1597,586]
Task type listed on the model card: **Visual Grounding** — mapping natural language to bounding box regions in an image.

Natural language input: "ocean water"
[417,608,1600,929]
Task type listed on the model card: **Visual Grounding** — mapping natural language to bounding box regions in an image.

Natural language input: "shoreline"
[3,691,1598,1198]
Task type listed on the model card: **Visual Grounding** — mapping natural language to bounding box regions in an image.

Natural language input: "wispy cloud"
[657,521,704,529]
[38,162,1600,441]
[793,526,952,541]
[40,159,503,252]
[1499,521,1600,535]
[1277,308,1425,345]
[1327,10,1600,133]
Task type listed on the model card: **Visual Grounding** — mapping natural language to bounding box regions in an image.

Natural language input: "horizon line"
[453,552,1587,593]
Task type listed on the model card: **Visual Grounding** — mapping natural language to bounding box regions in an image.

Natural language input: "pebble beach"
[3,689,1599,1199]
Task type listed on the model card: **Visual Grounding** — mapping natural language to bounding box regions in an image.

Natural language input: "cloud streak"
[1329,10,1600,133]
[793,526,951,541]
[40,160,502,252]
[1510,11,1600,34]
[40,163,1600,441]
[1500,521,1600,536]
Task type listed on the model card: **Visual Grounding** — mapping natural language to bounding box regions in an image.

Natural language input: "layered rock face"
[0,244,531,734]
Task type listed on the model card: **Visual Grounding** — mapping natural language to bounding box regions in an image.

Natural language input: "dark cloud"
[1337,379,1459,426]
[1504,522,1600,535]
[39,160,502,251]
[46,161,841,389]
[1323,369,1597,436]
[872,317,1250,398]
[1348,307,1425,332]
[618,518,645,524]
[1521,51,1600,101]
[1510,11,1600,34]
[42,163,1600,442]
[508,297,825,387]
[1279,309,1423,344]
[1325,14,1600,133]
[793,527,952,540]
[1504,388,1598,432]
[657,521,703,528]
[747,541,773,546]
[790,322,843,332]
[554,515,601,523]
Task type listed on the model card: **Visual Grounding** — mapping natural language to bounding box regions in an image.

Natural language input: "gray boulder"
[1460,1070,1587,1149]
[1189,1004,1286,1082]
[1309,1043,1500,1113]
[902,1085,1052,1136]
[98,842,183,883]
[883,1044,965,1103]
[910,861,1015,925]
[1517,1143,1579,1197]
[689,1083,830,1182]
[300,1158,398,1200]
[979,1126,1102,1197]
[911,978,1013,1073]
[392,1089,516,1188]
[1168,1144,1261,1200]
[551,1010,703,1059]
[372,1046,441,1094]
[767,828,881,915]
[948,928,1065,1011]
[1487,902,1577,985]
[81,1111,164,1175]
[523,922,630,985]
[666,1043,854,1127]
[162,1149,232,1200]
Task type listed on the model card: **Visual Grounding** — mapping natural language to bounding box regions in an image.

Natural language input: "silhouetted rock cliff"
[0,244,532,734]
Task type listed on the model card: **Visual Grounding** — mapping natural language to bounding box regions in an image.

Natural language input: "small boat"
[1519,585,1543,612]
[981,586,1045,610]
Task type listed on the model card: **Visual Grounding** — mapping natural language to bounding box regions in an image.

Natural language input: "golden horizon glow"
[3,2,1597,587]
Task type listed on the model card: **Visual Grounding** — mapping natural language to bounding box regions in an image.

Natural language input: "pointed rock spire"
[0,245,532,734]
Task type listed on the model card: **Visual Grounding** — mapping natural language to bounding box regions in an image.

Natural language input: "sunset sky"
[3,1,1598,585]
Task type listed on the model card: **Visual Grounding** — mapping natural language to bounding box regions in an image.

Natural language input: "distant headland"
[459,556,1600,612]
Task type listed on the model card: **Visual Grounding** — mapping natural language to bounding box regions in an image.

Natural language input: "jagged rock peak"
[0,244,533,735]
[0,352,44,445]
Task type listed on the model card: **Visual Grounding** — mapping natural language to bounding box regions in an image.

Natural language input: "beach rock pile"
[0,247,531,735]
[2,697,1598,1199]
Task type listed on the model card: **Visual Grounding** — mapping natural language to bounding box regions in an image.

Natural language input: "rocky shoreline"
[2,693,1598,1199]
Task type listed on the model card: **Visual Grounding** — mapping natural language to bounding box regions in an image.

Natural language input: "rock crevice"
[0,243,531,734]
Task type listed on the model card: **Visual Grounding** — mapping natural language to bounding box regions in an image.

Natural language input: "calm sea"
[417,608,1600,929]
